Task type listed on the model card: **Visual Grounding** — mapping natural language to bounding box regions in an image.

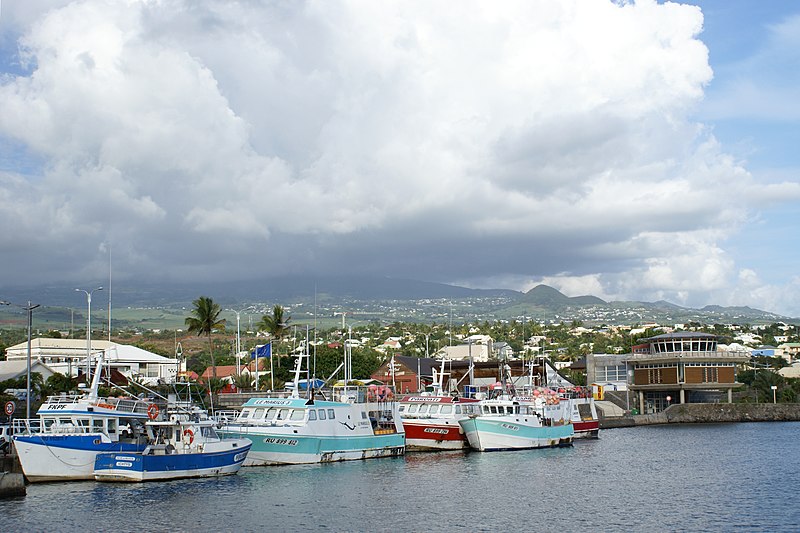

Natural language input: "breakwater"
[600,403,800,428]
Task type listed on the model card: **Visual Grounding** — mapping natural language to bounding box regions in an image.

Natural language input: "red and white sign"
[4,401,15,416]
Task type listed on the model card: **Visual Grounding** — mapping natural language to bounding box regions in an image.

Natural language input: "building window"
[648,368,662,384]
[703,367,719,383]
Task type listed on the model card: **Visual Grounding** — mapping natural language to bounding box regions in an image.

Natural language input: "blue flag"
[251,343,271,359]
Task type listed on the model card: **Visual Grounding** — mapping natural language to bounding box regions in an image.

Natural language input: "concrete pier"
[0,471,25,498]
[600,403,800,429]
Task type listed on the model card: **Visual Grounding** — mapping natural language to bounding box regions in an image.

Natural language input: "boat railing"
[42,394,156,416]
[103,397,155,416]
[12,418,41,436]
[43,394,84,405]
[10,418,96,435]
[213,410,241,425]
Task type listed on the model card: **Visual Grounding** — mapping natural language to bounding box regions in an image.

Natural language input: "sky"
[0,0,799,316]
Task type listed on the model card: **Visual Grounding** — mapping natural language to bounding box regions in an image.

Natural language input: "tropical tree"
[257,305,291,342]
[185,296,226,379]
[232,372,252,391]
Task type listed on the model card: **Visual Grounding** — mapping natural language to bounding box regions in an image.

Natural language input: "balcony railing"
[626,350,751,361]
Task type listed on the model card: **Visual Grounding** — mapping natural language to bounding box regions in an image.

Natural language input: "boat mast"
[87,350,105,403]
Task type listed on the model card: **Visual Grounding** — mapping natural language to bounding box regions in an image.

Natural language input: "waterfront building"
[586,353,629,392]
[626,332,750,413]
[4,338,178,385]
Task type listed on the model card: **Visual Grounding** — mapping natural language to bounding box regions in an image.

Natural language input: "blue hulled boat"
[94,406,251,482]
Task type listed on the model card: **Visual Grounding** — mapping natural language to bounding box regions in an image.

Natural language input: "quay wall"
[600,403,800,429]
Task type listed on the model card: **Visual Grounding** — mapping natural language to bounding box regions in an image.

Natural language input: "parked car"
[0,424,13,453]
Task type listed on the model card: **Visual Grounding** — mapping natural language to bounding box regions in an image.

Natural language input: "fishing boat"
[510,358,599,439]
[12,353,156,482]
[218,345,404,465]
[458,385,574,452]
[93,405,251,482]
[398,395,479,450]
[561,387,600,439]
[398,360,479,451]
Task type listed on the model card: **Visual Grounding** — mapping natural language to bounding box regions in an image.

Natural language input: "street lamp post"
[771,385,778,404]
[1,300,40,418]
[75,287,103,382]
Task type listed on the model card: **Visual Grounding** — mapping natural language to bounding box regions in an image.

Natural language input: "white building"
[5,338,179,385]
[0,359,58,385]
[434,343,491,362]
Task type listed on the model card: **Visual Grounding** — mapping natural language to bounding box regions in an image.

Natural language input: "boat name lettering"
[501,424,519,431]
[45,404,68,410]
[253,399,292,406]
[264,437,298,446]
[115,461,133,467]
[115,456,137,461]
[407,397,441,403]
[234,452,247,462]
[423,428,449,435]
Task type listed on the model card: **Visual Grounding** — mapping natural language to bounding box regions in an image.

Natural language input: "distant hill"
[522,284,606,307]
[0,277,794,325]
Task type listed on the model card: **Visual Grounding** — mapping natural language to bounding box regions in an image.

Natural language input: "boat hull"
[402,420,468,451]
[93,443,251,482]
[459,417,573,452]
[14,434,145,482]
[573,420,600,439]
[221,429,405,465]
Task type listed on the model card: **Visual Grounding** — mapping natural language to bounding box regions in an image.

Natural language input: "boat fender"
[183,428,194,445]
[147,404,160,420]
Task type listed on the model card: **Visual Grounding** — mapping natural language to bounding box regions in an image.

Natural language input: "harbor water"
[3,422,800,532]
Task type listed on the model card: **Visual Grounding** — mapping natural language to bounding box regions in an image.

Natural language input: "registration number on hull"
[264,438,298,446]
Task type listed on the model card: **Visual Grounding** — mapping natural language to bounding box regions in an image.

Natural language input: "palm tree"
[185,296,226,380]
[257,304,291,343]
[257,305,291,375]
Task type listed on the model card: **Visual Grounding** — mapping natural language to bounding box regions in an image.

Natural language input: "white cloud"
[0,0,798,316]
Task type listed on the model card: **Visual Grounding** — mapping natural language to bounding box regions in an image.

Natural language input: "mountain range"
[0,276,795,325]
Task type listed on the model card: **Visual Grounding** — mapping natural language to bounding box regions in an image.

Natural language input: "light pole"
[1,300,40,418]
[227,307,252,376]
[771,385,778,404]
[75,286,103,383]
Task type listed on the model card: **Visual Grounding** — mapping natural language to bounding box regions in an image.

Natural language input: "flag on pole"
[251,344,271,359]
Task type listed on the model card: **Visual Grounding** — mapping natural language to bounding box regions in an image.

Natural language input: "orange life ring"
[183,428,194,445]
[147,404,160,420]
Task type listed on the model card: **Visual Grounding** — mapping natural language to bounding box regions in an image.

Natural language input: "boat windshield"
[200,425,219,439]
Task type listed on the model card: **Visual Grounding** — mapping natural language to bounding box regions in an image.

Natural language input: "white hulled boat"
[219,344,404,465]
[13,353,155,482]
[458,385,574,452]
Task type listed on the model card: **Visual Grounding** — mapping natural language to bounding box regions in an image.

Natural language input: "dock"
[600,403,800,428]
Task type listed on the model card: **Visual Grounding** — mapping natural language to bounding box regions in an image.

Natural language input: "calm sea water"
[3,422,800,532]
